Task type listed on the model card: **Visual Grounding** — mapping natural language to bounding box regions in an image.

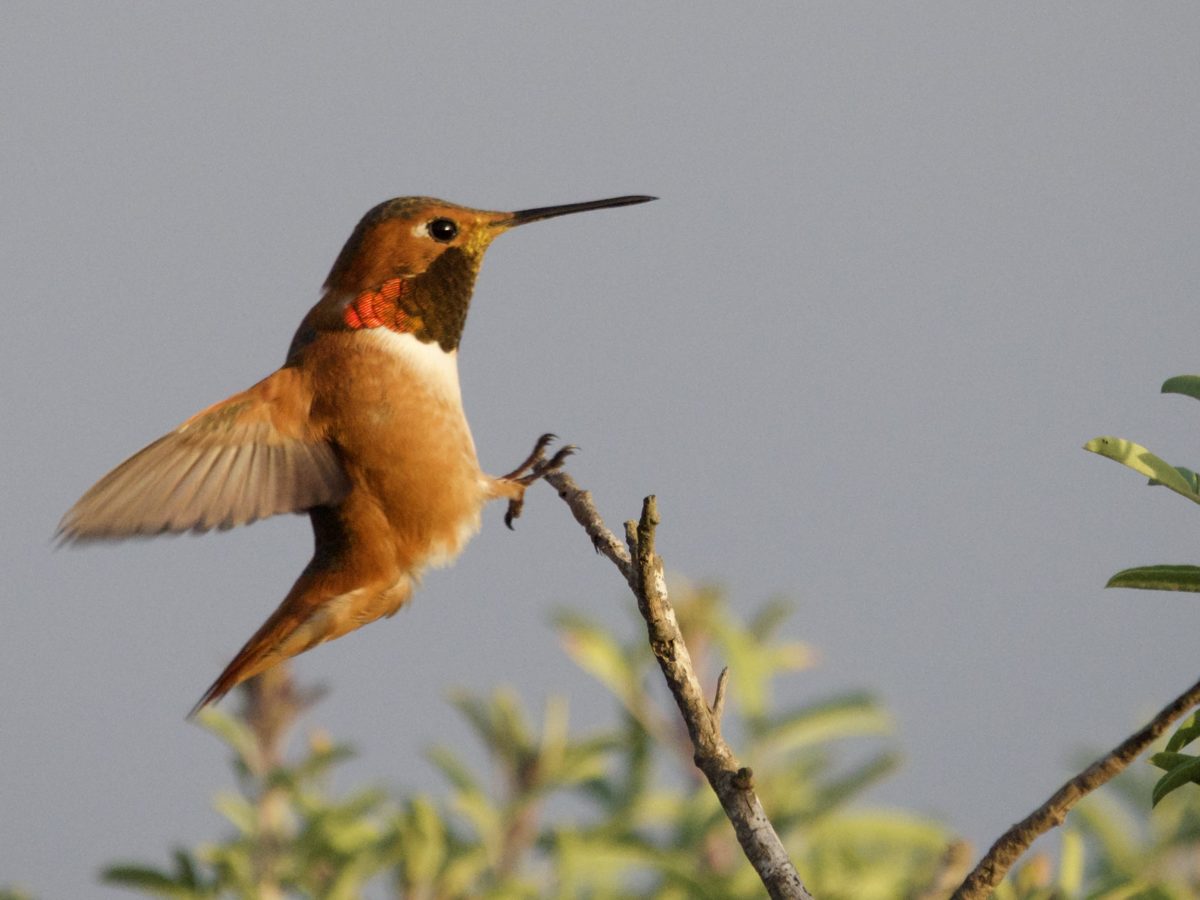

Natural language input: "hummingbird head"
[321,195,655,351]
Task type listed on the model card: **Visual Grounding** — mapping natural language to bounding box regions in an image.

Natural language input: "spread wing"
[58,367,349,542]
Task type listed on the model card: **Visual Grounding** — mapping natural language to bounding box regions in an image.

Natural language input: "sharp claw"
[504,497,524,529]
[502,433,561,481]
[544,445,577,470]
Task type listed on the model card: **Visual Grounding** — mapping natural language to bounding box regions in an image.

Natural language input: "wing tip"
[52,518,207,545]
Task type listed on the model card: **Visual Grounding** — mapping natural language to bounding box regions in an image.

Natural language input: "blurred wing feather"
[58,367,348,541]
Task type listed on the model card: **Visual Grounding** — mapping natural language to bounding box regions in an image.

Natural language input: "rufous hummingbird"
[59,193,655,715]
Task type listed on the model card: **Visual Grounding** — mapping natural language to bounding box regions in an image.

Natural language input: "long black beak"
[504,194,656,226]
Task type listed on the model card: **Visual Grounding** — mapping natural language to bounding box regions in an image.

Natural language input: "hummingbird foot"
[501,433,576,529]
[501,432,558,481]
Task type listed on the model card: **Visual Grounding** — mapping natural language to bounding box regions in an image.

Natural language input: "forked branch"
[543,467,1200,898]
[545,471,812,900]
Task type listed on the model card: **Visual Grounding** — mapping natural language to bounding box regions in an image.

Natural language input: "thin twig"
[544,472,812,900]
[545,470,633,582]
[713,667,730,723]
[953,672,1200,898]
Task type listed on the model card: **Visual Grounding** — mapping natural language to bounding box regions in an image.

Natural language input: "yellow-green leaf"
[1084,437,1200,503]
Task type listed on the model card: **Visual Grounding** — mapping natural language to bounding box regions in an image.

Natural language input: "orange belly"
[309,328,486,575]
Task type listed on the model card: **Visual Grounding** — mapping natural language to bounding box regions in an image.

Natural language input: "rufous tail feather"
[188,571,413,718]
[189,605,302,717]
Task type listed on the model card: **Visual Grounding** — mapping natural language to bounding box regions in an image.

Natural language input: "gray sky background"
[4,4,1200,896]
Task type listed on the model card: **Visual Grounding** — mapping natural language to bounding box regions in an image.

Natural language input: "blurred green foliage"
[7,581,1200,898]
[97,583,950,898]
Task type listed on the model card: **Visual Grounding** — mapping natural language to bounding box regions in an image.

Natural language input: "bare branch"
[545,472,812,900]
[953,672,1200,898]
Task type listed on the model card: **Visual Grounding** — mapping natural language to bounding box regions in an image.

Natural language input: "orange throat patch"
[342,278,416,334]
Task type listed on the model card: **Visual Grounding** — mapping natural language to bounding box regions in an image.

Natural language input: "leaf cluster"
[1086,374,1200,809]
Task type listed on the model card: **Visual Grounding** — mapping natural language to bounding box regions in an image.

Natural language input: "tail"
[187,569,412,718]
[187,597,311,718]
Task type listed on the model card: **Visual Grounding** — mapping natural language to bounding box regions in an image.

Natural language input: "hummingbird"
[58,193,655,715]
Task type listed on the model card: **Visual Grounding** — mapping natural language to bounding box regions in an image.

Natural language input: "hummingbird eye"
[427,218,458,243]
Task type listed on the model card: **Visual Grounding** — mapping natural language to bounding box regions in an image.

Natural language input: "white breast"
[366,328,464,407]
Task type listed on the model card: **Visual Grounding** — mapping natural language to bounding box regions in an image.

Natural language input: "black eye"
[428,218,458,242]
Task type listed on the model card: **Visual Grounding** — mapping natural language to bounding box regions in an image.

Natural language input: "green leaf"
[1069,788,1143,874]
[1106,565,1200,592]
[1149,753,1200,806]
[555,613,639,707]
[448,688,532,763]
[1149,750,1196,773]
[559,735,620,781]
[294,742,357,781]
[1161,375,1200,401]
[170,849,200,889]
[1166,712,1200,753]
[193,707,261,772]
[810,751,902,815]
[318,815,382,855]
[533,694,569,784]
[1057,828,1084,895]
[488,689,533,756]
[426,746,482,795]
[440,847,490,897]
[1150,466,1200,494]
[748,596,794,642]
[707,603,814,720]
[395,795,447,886]
[211,790,256,835]
[754,692,892,756]
[324,859,377,900]
[556,611,669,741]
[101,864,195,897]
[552,829,709,895]
[451,788,502,849]
[1083,437,1200,503]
